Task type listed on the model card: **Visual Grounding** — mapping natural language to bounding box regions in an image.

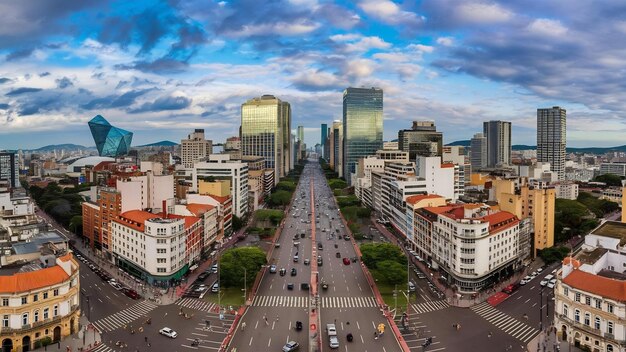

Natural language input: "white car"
[547,282,556,289]
[520,279,528,286]
[537,267,544,272]
[540,280,548,287]
[329,335,339,349]
[159,327,178,338]
[108,280,124,290]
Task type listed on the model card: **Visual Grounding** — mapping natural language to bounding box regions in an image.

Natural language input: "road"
[228,160,403,352]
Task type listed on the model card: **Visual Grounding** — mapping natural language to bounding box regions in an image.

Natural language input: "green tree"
[377,260,407,285]
[328,179,347,190]
[254,209,284,226]
[538,246,570,264]
[219,247,267,288]
[269,190,292,207]
[360,243,406,269]
[276,181,296,192]
[232,215,245,231]
[69,215,83,236]
[593,174,623,187]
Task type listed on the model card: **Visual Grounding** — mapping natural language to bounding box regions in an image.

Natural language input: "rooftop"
[563,269,626,303]
[406,194,444,205]
[576,247,608,265]
[592,221,626,246]
[0,252,76,294]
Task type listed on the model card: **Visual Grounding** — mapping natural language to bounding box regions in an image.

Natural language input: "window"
[53,289,59,296]
[574,309,580,323]
[595,317,601,330]
[157,258,166,263]
[22,313,28,326]
[564,287,569,296]
[608,321,614,334]
[585,296,591,305]
[157,268,166,273]
[34,310,39,322]
[43,292,48,299]
[53,305,58,317]
[33,294,38,302]
[563,304,569,317]
[21,296,27,304]
[1,298,7,306]
[2,315,8,328]
[575,292,581,302]
[584,313,590,326]
[607,345,614,352]
[157,249,166,254]
[608,304,614,313]
[43,308,49,320]
[595,299,601,309]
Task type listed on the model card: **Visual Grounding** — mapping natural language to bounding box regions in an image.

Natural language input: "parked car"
[159,327,178,338]
[282,341,300,352]
[211,264,218,273]
[287,283,294,290]
[108,280,123,290]
[270,265,277,273]
[197,272,210,281]
[211,283,219,293]
[317,257,323,266]
[502,283,521,294]
[408,281,416,292]
[303,259,310,265]
[344,235,350,241]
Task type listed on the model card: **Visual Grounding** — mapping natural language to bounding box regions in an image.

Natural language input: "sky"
[0,0,626,150]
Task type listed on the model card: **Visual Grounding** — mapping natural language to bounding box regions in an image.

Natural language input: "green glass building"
[342,87,383,184]
[241,95,291,184]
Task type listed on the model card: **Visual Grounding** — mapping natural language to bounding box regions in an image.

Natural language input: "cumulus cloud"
[436,37,454,46]
[526,19,568,37]
[5,87,42,96]
[357,0,423,27]
[455,2,512,24]
[56,77,73,89]
[129,94,192,113]
[290,69,343,91]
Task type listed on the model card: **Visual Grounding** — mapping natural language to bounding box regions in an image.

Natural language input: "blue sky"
[0,0,625,149]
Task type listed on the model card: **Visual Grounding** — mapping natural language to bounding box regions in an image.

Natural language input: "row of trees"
[554,192,619,243]
[26,182,87,234]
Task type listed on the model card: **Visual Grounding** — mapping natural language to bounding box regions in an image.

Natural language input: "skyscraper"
[297,125,304,143]
[321,123,328,146]
[296,125,305,161]
[483,120,511,167]
[343,87,383,184]
[0,151,19,188]
[331,120,343,177]
[470,132,487,169]
[241,95,291,184]
[88,115,133,157]
[181,129,213,168]
[398,121,443,161]
[537,106,566,180]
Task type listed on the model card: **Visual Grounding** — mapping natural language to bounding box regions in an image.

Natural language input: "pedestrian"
[164,312,167,317]
[144,336,148,343]
[374,331,378,340]
[241,322,246,331]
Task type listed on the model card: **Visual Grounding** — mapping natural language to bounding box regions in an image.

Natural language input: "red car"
[342,258,350,265]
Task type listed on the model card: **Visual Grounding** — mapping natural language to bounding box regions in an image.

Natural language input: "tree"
[69,216,83,236]
[269,190,292,207]
[593,174,623,187]
[328,179,347,190]
[232,215,245,231]
[360,243,406,270]
[219,247,267,288]
[538,246,570,264]
[377,260,407,285]
[276,181,296,192]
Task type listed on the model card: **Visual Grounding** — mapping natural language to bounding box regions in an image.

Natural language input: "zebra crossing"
[411,300,449,314]
[176,297,217,312]
[93,300,158,333]
[252,295,378,308]
[91,343,115,352]
[470,302,539,343]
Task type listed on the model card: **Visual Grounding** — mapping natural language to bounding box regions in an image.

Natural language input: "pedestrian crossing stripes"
[93,300,158,333]
[91,343,115,352]
[176,297,217,312]
[251,295,377,308]
[411,300,449,314]
[470,302,539,343]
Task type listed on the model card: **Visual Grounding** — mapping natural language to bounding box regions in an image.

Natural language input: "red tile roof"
[208,194,230,204]
[406,194,444,205]
[0,265,70,294]
[440,163,455,168]
[116,210,159,232]
[480,211,519,233]
[186,203,215,216]
[563,269,626,302]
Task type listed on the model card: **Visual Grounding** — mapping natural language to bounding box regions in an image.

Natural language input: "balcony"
[0,305,79,335]
[558,314,601,336]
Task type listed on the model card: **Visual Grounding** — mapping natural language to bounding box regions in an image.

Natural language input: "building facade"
[483,121,512,167]
[0,152,19,189]
[343,87,383,184]
[0,253,80,352]
[398,121,443,160]
[181,129,213,168]
[537,106,567,181]
[330,121,343,178]
[470,133,487,170]
[192,155,249,218]
[241,95,291,182]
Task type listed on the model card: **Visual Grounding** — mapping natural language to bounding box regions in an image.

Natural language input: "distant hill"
[29,144,92,152]
[136,141,178,147]
[446,140,626,154]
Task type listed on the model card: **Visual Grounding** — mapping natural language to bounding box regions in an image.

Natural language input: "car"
[343,258,350,265]
[523,275,532,281]
[344,235,350,241]
[282,341,300,352]
[417,273,426,279]
[549,278,557,284]
[293,254,299,262]
[304,259,310,265]
[291,268,297,276]
[326,323,337,335]
[317,257,323,266]
[537,267,544,272]
[547,282,556,289]
[122,288,141,299]
[408,281,416,292]
[502,283,521,294]
[540,280,548,287]
[551,268,558,274]
[317,242,323,250]
[194,284,208,292]
[198,272,210,281]
[270,265,277,273]
[329,335,339,349]
[520,279,528,286]
[287,283,294,290]
[275,243,281,248]
[211,264,218,273]
[211,283,219,293]
[280,268,287,276]
[109,281,124,290]
[159,327,178,338]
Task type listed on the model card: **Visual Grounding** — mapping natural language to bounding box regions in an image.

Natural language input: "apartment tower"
[537,106,566,180]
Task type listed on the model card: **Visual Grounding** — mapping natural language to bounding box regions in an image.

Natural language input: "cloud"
[436,37,454,46]
[39,72,50,77]
[56,77,73,89]
[5,87,43,96]
[5,48,35,61]
[526,19,568,37]
[116,58,190,73]
[290,69,343,91]
[0,78,12,84]
[331,35,392,53]
[455,2,513,24]
[81,89,154,110]
[223,20,321,37]
[129,94,192,113]
[357,0,423,27]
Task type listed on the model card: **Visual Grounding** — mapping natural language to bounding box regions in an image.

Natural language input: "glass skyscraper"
[342,87,383,184]
[88,115,133,157]
[241,95,291,183]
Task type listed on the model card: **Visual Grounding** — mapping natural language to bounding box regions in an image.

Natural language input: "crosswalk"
[93,300,158,333]
[411,300,449,314]
[470,302,539,342]
[91,343,114,352]
[251,295,378,308]
[176,297,217,312]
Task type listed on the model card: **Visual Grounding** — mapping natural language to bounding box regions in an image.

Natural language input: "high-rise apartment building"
[470,132,487,169]
[537,106,566,180]
[321,123,328,149]
[0,151,19,188]
[241,95,291,183]
[181,129,213,168]
[330,120,343,177]
[483,120,512,167]
[343,87,383,184]
[398,121,443,161]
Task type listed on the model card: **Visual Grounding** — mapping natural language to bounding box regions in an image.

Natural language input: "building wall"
[537,107,566,181]
[198,180,231,197]
[483,120,512,167]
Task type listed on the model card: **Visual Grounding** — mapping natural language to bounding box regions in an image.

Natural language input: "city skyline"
[0,1,625,150]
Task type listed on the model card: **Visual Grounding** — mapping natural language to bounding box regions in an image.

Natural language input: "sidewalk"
[527,329,585,352]
[32,315,102,352]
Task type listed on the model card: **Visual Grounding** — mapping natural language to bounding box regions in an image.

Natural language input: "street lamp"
[242,267,247,303]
